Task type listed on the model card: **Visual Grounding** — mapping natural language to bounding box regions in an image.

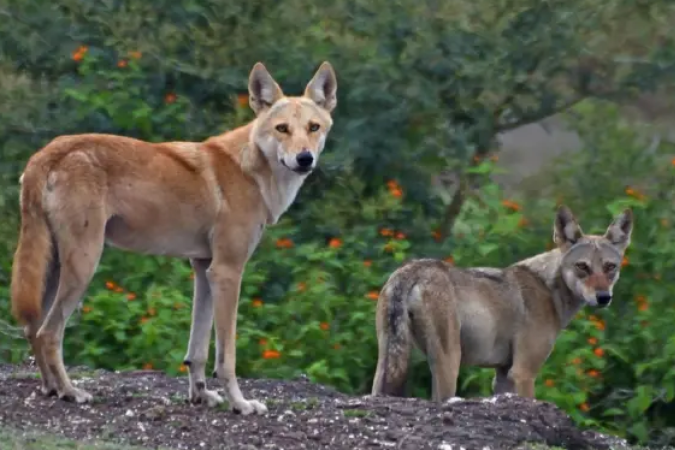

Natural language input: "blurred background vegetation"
[1,0,675,446]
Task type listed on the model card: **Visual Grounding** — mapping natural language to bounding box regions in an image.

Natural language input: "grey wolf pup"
[371,205,633,401]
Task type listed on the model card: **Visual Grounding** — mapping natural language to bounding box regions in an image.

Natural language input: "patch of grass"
[9,372,41,379]
[0,426,167,450]
[216,400,231,411]
[68,371,98,380]
[343,409,370,418]
[265,398,282,408]
[289,397,320,411]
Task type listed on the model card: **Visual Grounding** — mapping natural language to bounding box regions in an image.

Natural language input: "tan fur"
[371,205,633,401]
[10,61,338,414]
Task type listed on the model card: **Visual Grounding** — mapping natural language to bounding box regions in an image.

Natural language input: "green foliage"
[0,425,169,450]
[1,0,675,448]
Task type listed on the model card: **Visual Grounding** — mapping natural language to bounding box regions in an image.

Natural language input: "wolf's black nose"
[596,291,612,306]
[296,151,314,168]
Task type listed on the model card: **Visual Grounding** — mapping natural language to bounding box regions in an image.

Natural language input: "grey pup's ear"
[553,205,583,248]
[604,208,633,252]
[248,62,284,115]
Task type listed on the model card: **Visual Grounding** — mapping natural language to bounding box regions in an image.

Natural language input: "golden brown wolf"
[371,206,633,401]
[11,61,338,415]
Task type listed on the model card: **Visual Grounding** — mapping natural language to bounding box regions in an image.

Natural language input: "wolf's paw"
[58,386,93,404]
[40,380,58,397]
[231,398,268,415]
[190,388,224,408]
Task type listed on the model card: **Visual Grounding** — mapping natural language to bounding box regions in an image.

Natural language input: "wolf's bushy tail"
[11,166,54,326]
[371,274,414,397]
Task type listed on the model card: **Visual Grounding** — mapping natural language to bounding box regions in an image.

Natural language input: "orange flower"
[588,369,600,378]
[431,230,442,242]
[386,180,399,190]
[444,256,454,265]
[395,232,406,240]
[625,187,635,196]
[237,93,249,108]
[297,282,307,291]
[544,379,555,387]
[501,199,521,211]
[320,322,330,331]
[390,188,403,198]
[671,157,675,167]
[114,286,124,293]
[164,92,177,104]
[142,362,153,370]
[82,305,92,314]
[621,256,629,268]
[634,294,647,303]
[518,217,529,228]
[72,45,88,62]
[366,291,380,301]
[178,364,188,373]
[587,337,598,345]
[579,402,590,412]
[140,316,149,325]
[328,238,342,249]
[105,281,116,290]
[638,302,648,312]
[571,357,582,365]
[383,243,394,253]
[147,307,156,316]
[333,343,341,350]
[262,350,281,359]
[380,228,394,237]
[593,348,604,358]
[490,154,499,162]
[252,298,263,308]
[259,338,268,346]
[363,260,372,267]
[173,302,184,310]
[276,238,294,249]
[189,272,195,280]
[127,292,137,301]
[117,59,128,68]
[594,320,606,331]
[589,315,598,322]
[129,50,142,60]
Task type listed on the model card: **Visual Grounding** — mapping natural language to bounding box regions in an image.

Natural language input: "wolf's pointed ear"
[604,208,633,252]
[248,62,284,115]
[304,61,337,112]
[553,205,584,248]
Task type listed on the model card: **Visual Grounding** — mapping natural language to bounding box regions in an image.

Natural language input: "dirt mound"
[0,361,628,450]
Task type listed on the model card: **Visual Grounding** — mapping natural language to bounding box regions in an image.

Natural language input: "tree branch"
[495,94,586,133]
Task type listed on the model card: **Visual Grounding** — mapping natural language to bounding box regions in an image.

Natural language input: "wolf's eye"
[308,122,320,132]
[604,262,617,272]
[575,262,591,274]
[275,124,289,133]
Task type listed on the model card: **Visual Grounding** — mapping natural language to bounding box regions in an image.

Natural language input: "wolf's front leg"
[184,258,223,407]
[208,262,268,415]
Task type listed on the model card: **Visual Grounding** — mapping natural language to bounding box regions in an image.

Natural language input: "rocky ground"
[0,360,630,450]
